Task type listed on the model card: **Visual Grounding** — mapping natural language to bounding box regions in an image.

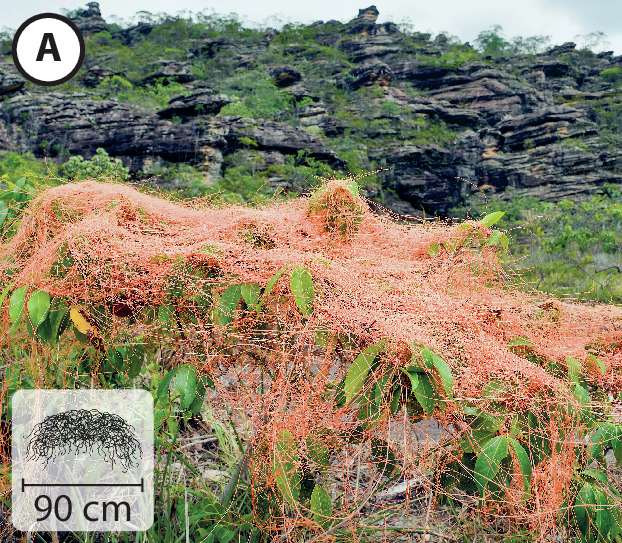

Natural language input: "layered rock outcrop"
[1,4,621,215]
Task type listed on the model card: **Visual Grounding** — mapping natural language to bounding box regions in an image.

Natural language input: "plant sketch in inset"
[25,408,142,473]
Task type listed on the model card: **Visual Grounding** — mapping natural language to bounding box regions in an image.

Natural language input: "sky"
[3,0,622,57]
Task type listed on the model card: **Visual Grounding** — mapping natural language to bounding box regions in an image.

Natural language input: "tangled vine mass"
[25,409,141,473]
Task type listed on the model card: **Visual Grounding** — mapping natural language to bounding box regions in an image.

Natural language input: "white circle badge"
[12,13,85,86]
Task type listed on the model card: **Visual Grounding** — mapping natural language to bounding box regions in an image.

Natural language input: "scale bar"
[22,478,144,492]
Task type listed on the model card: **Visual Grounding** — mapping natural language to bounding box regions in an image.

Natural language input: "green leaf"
[9,285,28,324]
[36,317,53,342]
[310,485,332,529]
[422,349,454,398]
[290,265,314,316]
[484,230,509,249]
[344,340,388,405]
[0,281,15,310]
[370,438,398,476]
[402,368,419,393]
[158,304,175,324]
[580,469,608,485]
[154,408,167,430]
[217,284,241,325]
[306,435,330,473]
[126,344,145,378]
[105,346,127,373]
[479,211,505,227]
[460,429,496,454]
[428,242,440,257]
[587,354,606,375]
[186,376,208,415]
[157,367,178,399]
[509,438,531,502]
[566,356,583,384]
[256,264,291,312]
[575,483,596,534]
[175,364,198,410]
[273,430,300,505]
[0,201,7,229]
[345,179,359,198]
[410,372,437,416]
[48,303,70,344]
[374,374,393,405]
[596,492,613,538]
[474,436,509,497]
[241,282,261,308]
[508,336,533,348]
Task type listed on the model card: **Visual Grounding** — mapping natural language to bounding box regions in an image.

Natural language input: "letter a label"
[12,13,85,86]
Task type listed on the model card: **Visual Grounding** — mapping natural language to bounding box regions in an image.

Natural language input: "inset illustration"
[25,409,142,473]
[12,390,153,532]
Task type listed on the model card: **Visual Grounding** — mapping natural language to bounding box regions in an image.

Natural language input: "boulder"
[0,64,25,97]
[157,89,233,119]
[70,2,108,39]
[268,66,302,87]
[348,61,393,89]
[141,61,195,86]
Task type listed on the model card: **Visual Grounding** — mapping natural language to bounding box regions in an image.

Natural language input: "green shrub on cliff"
[60,148,129,181]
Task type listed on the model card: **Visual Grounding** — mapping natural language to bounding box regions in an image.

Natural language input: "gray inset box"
[12,390,154,532]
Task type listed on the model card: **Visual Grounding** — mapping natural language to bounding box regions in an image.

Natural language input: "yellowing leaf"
[70,306,98,336]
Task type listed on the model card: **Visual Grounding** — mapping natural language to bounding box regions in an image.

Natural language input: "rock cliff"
[1,4,621,215]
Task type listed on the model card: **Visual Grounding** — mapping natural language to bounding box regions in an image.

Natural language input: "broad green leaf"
[574,383,591,405]
[422,349,454,397]
[370,438,398,476]
[154,409,167,430]
[175,364,198,410]
[217,284,241,325]
[158,304,175,324]
[460,429,496,454]
[575,483,596,533]
[374,374,392,405]
[479,211,505,227]
[587,354,606,375]
[27,290,51,328]
[402,368,420,393]
[0,201,7,229]
[566,356,583,384]
[474,436,509,497]
[484,230,509,249]
[36,317,53,342]
[241,282,261,308]
[596,492,612,538]
[310,485,332,529]
[106,347,126,373]
[508,336,533,348]
[427,242,440,257]
[256,264,291,312]
[345,179,359,198]
[0,281,15,310]
[306,435,330,472]
[580,469,608,485]
[187,376,208,415]
[48,303,70,343]
[389,387,401,413]
[411,372,437,415]
[273,430,300,505]
[9,285,28,324]
[344,340,388,405]
[157,369,178,401]
[509,438,531,502]
[290,265,314,316]
[126,344,145,378]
